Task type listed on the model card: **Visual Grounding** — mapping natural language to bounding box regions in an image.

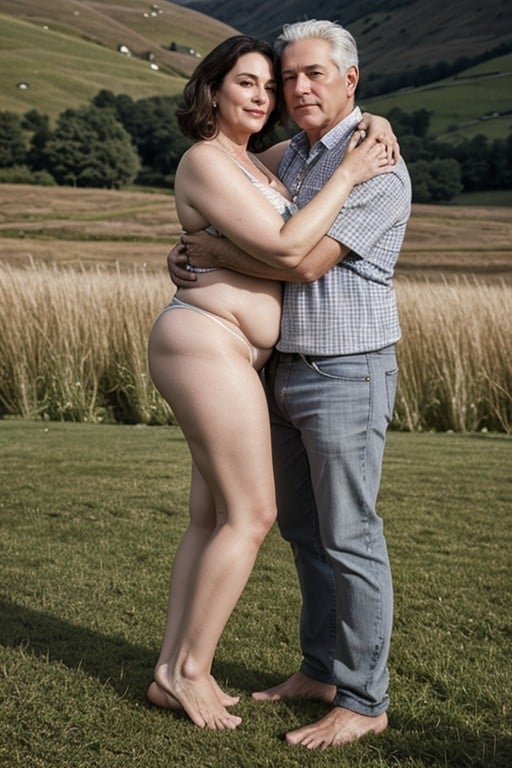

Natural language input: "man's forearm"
[213,239,301,281]
[210,235,347,283]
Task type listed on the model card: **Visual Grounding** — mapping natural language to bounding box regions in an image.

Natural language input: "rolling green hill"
[175,0,512,143]
[0,0,237,119]
[0,0,511,145]
[364,53,512,143]
[0,14,183,117]
[172,0,512,74]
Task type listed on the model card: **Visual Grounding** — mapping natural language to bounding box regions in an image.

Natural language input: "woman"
[147,35,393,731]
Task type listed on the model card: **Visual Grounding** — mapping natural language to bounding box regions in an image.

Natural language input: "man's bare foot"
[252,671,335,703]
[147,677,239,710]
[154,667,242,730]
[286,707,388,750]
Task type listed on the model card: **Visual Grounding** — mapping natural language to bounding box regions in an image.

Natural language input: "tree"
[93,91,191,181]
[427,158,462,201]
[23,110,52,172]
[22,109,49,134]
[386,107,432,139]
[409,158,462,203]
[42,106,140,188]
[0,111,27,167]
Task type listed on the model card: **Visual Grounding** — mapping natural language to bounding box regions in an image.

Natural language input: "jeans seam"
[362,352,384,698]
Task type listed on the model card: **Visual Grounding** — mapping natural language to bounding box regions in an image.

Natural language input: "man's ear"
[346,66,359,95]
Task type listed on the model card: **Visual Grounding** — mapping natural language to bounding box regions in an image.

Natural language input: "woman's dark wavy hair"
[176,35,284,153]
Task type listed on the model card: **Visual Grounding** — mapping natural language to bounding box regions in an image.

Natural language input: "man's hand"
[181,231,224,268]
[167,231,222,287]
[167,239,196,288]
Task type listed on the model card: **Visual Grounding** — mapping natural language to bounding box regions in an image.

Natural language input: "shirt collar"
[290,106,363,160]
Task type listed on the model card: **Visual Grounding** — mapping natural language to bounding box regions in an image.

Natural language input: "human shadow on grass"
[0,597,262,707]
[2,598,510,764]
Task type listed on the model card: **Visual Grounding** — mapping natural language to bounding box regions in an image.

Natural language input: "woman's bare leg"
[147,463,239,709]
[148,309,276,729]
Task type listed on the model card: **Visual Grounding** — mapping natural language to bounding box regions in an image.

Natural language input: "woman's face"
[214,52,277,138]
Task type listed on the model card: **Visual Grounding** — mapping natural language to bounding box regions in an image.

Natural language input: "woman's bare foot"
[147,680,182,710]
[154,667,242,730]
[147,677,239,709]
[286,708,388,749]
[252,671,336,703]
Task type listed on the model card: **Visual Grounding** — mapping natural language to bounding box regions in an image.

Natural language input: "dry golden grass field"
[1,184,511,431]
[0,184,511,281]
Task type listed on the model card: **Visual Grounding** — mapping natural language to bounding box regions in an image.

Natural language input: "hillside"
[0,0,511,145]
[0,0,237,70]
[364,52,512,143]
[171,0,512,143]
[0,0,237,117]
[172,0,512,75]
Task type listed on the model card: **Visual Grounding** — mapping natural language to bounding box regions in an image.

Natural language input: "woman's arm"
[358,113,400,164]
[255,115,399,179]
[176,133,391,269]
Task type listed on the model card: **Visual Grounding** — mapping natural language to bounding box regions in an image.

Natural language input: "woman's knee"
[222,502,276,546]
[248,504,277,544]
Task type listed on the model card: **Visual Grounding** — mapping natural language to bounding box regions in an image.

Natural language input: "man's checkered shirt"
[277,107,412,355]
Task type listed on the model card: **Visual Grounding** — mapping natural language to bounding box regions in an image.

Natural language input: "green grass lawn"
[0,421,511,767]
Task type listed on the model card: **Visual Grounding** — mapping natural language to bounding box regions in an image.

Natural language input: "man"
[170,20,411,749]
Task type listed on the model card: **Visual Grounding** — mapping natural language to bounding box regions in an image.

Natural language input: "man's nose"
[294,72,310,94]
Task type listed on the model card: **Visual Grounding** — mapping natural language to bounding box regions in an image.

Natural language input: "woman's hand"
[358,113,400,165]
[340,131,394,186]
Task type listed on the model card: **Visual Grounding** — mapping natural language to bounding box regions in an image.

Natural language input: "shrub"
[0,165,56,185]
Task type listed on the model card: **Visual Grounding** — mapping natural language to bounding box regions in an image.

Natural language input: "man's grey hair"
[274,19,359,75]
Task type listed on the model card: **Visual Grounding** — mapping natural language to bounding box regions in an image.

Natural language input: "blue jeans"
[265,347,397,716]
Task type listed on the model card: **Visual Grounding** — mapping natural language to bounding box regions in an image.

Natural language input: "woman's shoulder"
[178,142,232,181]
[182,141,226,165]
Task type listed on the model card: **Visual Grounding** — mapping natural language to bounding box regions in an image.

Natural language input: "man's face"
[280,38,358,144]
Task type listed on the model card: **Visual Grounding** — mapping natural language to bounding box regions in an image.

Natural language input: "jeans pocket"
[301,354,371,382]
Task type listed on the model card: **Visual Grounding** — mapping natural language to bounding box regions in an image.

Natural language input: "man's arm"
[172,231,349,285]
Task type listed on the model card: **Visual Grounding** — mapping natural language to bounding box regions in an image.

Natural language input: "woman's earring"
[212,99,217,109]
